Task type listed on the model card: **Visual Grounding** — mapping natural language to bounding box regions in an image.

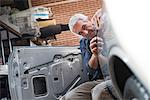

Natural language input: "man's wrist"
[92,53,99,58]
[88,54,98,69]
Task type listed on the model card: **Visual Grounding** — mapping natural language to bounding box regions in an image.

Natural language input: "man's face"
[73,19,96,40]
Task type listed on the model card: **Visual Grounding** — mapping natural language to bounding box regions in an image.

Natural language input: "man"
[60,11,116,100]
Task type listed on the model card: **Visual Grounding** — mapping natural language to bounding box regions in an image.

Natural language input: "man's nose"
[83,30,89,35]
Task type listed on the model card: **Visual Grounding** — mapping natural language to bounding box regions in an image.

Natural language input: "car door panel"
[8,46,86,100]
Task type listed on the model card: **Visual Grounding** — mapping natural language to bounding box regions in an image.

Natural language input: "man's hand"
[90,36,104,56]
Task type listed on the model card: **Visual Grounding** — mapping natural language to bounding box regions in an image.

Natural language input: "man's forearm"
[88,54,99,69]
[88,54,108,69]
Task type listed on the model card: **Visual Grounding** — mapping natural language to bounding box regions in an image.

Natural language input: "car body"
[8,46,88,100]
[101,0,150,99]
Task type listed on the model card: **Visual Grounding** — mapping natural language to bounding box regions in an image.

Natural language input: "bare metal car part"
[8,46,88,100]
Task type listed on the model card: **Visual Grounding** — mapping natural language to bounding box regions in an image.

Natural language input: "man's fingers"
[90,41,97,49]
[91,47,103,55]
[90,41,104,49]
[97,41,104,47]
[90,36,104,55]
[90,36,103,44]
[92,47,103,51]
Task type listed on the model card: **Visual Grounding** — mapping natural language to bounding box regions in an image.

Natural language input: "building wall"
[31,0,102,46]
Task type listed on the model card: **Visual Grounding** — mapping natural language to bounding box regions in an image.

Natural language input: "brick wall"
[31,0,102,46]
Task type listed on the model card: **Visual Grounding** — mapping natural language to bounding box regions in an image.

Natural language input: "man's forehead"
[73,20,83,31]
[74,20,88,28]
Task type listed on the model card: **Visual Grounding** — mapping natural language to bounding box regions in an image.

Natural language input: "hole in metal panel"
[33,76,47,97]
[54,77,58,81]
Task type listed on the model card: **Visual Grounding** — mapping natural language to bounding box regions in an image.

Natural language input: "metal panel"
[8,46,87,100]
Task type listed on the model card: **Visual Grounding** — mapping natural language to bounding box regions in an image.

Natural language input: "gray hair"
[68,13,88,34]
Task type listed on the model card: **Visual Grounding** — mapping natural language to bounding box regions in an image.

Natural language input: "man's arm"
[89,37,107,69]
[88,54,98,69]
[88,53,108,69]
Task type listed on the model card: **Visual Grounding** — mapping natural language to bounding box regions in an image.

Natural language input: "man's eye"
[82,25,87,30]
[78,32,82,35]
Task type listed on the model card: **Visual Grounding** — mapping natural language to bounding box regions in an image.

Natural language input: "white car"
[102,0,150,99]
